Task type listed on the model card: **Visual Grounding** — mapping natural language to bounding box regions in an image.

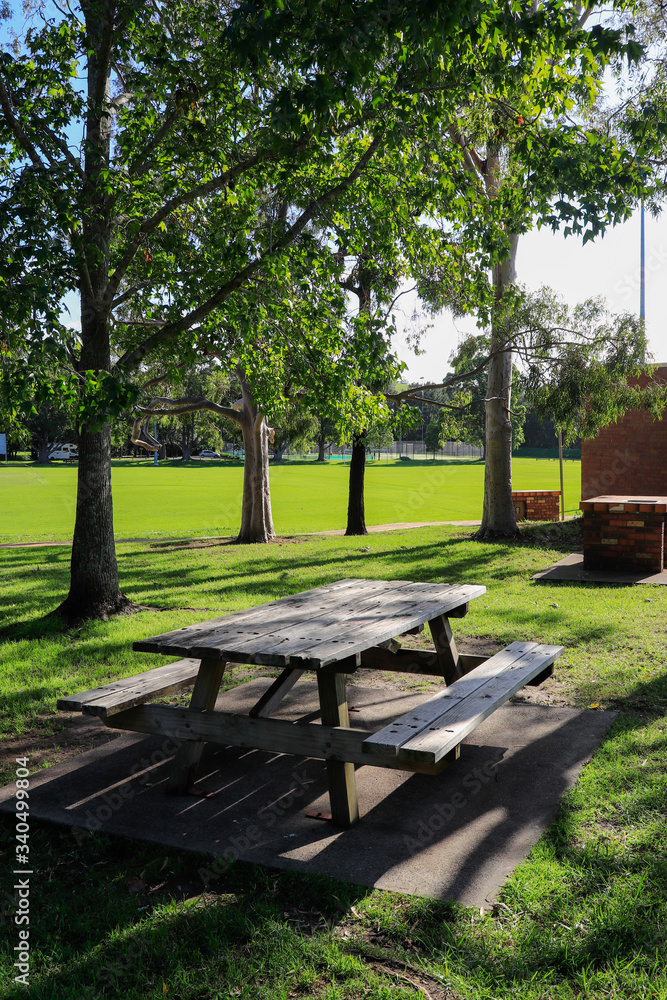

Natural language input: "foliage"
[391,288,664,447]
[511,289,666,442]
[0,0,651,418]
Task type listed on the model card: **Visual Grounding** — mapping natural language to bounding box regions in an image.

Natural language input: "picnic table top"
[133,578,486,669]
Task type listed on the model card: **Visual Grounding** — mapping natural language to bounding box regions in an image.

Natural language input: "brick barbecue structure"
[581,365,667,500]
[580,495,667,573]
[511,490,561,522]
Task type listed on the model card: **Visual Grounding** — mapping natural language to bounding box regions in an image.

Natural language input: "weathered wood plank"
[362,642,538,758]
[187,579,430,664]
[58,659,201,714]
[292,585,486,668]
[248,667,304,718]
[166,658,227,794]
[132,579,379,656]
[146,580,396,664]
[317,672,359,827]
[526,663,554,686]
[359,648,487,676]
[102,703,448,774]
[396,644,564,764]
[132,580,486,669]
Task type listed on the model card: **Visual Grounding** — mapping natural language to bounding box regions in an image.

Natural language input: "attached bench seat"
[362,641,563,766]
[57,643,562,776]
[56,658,201,719]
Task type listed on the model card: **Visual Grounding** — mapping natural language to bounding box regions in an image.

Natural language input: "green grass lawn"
[1,523,666,999]
[0,455,581,543]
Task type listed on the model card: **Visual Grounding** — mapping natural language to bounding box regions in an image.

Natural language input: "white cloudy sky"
[393,208,667,383]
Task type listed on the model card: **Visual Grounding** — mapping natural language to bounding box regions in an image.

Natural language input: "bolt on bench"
[58,579,563,827]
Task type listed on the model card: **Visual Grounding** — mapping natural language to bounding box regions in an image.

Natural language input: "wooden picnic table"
[59,579,563,828]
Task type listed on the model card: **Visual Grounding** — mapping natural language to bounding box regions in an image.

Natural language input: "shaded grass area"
[0,455,581,542]
[1,522,666,998]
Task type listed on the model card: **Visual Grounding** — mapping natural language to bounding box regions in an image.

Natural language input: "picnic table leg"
[167,657,227,795]
[316,671,359,828]
[428,614,463,686]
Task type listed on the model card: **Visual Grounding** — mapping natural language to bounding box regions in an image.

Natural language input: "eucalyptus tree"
[387,287,663,491]
[379,4,650,537]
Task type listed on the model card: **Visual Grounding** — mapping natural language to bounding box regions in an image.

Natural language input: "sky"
[393,206,667,385]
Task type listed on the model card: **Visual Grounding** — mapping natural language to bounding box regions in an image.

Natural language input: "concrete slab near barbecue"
[533,551,667,585]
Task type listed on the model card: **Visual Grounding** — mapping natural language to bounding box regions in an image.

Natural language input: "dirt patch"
[0,713,123,785]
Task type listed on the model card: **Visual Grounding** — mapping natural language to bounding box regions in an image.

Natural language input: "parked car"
[199,450,221,459]
[49,443,79,461]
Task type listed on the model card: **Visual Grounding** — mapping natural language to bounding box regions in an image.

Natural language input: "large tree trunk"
[317,433,326,462]
[37,430,50,465]
[345,432,368,535]
[56,2,131,620]
[345,270,372,536]
[475,233,520,540]
[237,373,275,543]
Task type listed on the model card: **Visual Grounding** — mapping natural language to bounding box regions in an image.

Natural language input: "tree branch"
[138,395,242,421]
[140,361,187,389]
[29,114,85,179]
[106,151,265,306]
[111,282,153,309]
[116,131,386,371]
[128,106,187,179]
[0,74,47,169]
[448,123,485,183]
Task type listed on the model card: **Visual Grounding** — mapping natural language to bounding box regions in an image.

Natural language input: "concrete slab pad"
[533,551,667,585]
[0,679,616,905]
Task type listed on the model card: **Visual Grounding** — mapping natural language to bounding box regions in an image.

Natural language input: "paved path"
[0,521,482,550]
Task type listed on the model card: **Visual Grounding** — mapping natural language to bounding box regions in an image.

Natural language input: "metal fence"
[387,440,483,459]
[283,440,483,460]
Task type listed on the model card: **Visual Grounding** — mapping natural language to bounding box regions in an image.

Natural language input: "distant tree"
[314,414,337,463]
[26,403,75,464]
[271,407,318,462]
[424,419,443,460]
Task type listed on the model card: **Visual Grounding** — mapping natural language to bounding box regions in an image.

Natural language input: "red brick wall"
[512,490,560,521]
[582,511,665,573]
[581,365,667,501]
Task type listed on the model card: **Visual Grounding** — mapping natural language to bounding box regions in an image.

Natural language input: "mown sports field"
[0,455,580,543]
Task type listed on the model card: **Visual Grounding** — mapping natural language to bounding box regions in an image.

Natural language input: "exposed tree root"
[49,593,148,628]
[472,525,520,542]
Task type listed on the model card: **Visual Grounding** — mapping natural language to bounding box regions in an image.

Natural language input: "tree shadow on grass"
[0,529,618,649]
[0,819,376,1000]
